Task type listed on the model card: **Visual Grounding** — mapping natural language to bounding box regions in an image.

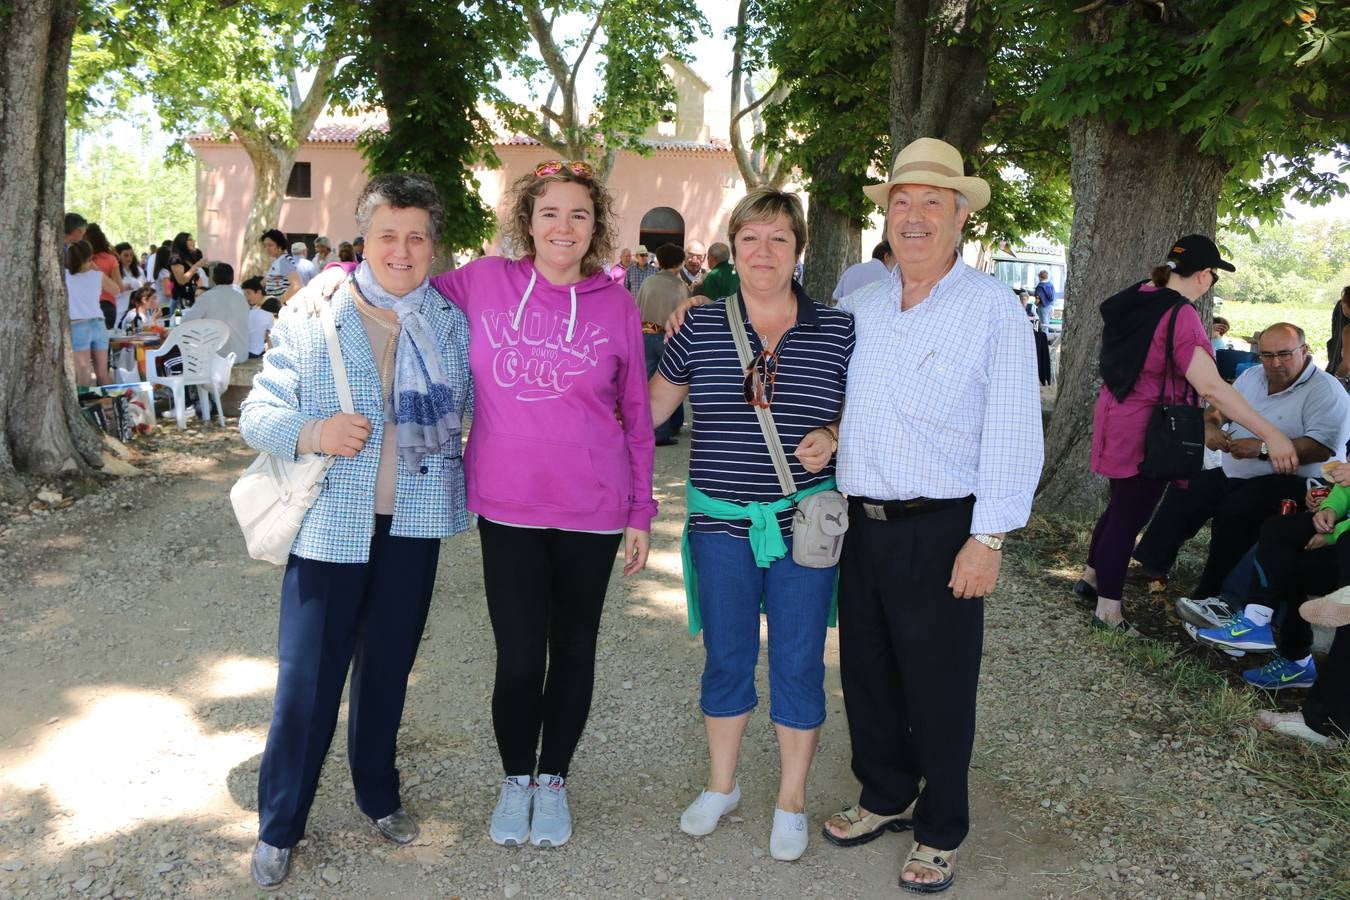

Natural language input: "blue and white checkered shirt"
[836,258,1043,535]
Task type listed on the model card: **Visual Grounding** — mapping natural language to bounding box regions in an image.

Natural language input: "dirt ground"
[0,422,1339,899]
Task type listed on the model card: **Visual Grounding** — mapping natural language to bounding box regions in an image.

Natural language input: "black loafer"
[371,807,419,845]
[250,840,292,888]
[1071,579,1098,610]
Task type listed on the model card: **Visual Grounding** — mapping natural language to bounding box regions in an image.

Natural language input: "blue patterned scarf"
[353,262,461,471]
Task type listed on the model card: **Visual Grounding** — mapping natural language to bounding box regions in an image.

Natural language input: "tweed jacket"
[239,282,472,563]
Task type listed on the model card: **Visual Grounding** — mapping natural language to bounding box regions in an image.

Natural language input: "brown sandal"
[898,841,956,894]
[820,804,913,847]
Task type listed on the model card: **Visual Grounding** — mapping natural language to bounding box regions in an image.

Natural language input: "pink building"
[188,126,749,274]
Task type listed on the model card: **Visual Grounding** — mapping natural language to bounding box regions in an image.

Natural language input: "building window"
[286,162,312,198]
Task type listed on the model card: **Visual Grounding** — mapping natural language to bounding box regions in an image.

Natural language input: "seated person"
[1210,316,1233,351]
[1132,324,1350,600]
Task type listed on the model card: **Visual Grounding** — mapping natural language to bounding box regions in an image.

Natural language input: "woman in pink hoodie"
[432,162,655,848]
[300,161,655,846]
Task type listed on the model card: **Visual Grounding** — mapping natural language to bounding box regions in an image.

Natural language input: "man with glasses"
[679,239,707,287]
[1135,322,1350,608]
[624,244,659,295]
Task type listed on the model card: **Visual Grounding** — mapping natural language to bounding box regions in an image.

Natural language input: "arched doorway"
[638,206,685,257]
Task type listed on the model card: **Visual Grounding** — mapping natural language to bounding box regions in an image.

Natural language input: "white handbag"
[230,305,355,565]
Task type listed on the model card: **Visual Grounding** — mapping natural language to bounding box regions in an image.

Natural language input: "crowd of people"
[61,134,1347,895]
[60,212,370,388]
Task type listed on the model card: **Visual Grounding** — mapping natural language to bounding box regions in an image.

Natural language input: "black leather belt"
[850,495,974,521]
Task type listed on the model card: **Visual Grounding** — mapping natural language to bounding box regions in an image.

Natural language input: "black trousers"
[478,518,622,778]
[1132,468,1305,597]
[257,516,440,848]
[1306,626,1350,738]
[1246,512,1349,659]
[838,499,982,852]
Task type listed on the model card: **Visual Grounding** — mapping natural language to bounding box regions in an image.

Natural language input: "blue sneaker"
[530,774,572,848]
[1243,655,1316,689]
[1195,615,1275,652]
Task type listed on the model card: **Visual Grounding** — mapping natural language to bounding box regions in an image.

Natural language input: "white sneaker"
[530,774,572,847]
[679,783,741,836]
[1176,596,1235,629]
[1182,621,1245,657]
[489,776,534,846]
[769,808,808,861]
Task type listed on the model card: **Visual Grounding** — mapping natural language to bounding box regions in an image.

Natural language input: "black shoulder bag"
[1138,303,1206,480]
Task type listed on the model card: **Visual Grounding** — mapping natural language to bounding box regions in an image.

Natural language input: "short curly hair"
[355,173,445,243]
[500,163,616,278]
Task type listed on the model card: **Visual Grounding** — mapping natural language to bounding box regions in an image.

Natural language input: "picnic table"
[108,331,165,380]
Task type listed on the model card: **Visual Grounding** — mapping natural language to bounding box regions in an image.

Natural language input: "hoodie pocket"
[470,433,621,513]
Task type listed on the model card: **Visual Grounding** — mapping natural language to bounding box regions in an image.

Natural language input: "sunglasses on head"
[534,160,595,179]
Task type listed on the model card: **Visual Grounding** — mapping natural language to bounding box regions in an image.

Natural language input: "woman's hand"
[794,427,837,474]
[1313,507,1338,534]
[622,527,649,575]
[298,266,348,316]
[319,412,371,457]
[1306,532,1329,551]
[1263,433,1298,475]
[663,296,711,340]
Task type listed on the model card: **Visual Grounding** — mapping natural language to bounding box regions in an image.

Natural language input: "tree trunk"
[235,137,295,281]
[0,0,103,495]
[1036,118,1229,515]
[889,0,993,156]
[803,147,861,303]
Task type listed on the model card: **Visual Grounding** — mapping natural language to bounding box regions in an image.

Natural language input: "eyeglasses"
[743,348,778,408]
[534,160,595,178]
[1210,268,1221,286]
[1257,347,1304,362]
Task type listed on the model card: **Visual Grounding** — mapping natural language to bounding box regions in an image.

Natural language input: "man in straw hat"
[821,137,1043,893]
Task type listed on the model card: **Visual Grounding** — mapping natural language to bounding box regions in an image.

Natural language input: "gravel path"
[0,424,1338,898]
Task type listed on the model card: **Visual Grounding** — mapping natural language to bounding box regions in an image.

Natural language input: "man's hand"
[622,527,650,576]
[319,412,372,457]
[949,537,1002,599]
[1204,423,1231,453]
[793,427,836,474]
[298,266,348,316]
[1313,507,1338,534]
[1228,437,1262,459]
[1306,533,1329,551]
[663,295,712,340]
[1326,461,1350,486]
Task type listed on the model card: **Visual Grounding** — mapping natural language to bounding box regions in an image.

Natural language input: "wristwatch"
[972,533,1004,551]
[1258,442,1269,461]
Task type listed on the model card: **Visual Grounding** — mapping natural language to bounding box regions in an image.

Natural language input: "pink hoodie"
[432,256,657,531]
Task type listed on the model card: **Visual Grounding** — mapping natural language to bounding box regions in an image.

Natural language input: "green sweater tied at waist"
[681,478,839,635]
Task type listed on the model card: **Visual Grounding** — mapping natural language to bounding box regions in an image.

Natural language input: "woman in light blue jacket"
[238,173,472,889]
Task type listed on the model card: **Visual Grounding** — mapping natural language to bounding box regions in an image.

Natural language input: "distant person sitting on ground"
[1132,323,1350,601]
[1211,316,1233,350]
[831,241,894,304]
[694,242,738,301]
[242,276,273,358]
[183,262,250,362]
[634,243,690,446]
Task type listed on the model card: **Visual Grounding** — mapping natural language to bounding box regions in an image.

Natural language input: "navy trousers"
[257,515,440,848]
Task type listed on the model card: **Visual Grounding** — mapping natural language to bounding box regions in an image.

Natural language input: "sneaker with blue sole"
[1243,654,1316,690]
[1195,615,1276,652]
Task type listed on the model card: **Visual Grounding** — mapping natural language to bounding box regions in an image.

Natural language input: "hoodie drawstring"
[511,268,578,344]
[511,269,537,332]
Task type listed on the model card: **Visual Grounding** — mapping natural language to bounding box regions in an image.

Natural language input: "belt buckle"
[862,501,887,521]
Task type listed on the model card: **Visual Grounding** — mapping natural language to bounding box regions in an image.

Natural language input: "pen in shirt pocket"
[917,349,937,370]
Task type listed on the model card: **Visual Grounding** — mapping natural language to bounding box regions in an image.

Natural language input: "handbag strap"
[725,293,797,496]
[1156,301,1196,408]
[319,303,356,415]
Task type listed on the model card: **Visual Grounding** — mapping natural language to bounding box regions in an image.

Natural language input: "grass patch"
[1014,509,1350,894]
[1217,298,1334,361]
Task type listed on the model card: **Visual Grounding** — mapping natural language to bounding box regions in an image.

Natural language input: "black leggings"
[478,519,622,778]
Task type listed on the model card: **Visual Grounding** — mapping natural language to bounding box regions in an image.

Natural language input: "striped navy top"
[659,286,855,539]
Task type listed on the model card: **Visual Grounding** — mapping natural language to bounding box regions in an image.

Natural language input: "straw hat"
[863,137,990,212]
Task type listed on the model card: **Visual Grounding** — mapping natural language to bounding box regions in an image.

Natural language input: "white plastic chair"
[144,320,231,429]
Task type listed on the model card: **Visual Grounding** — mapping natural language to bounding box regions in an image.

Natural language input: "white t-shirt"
[115,272,145,325]
[832,258,892,302]
[265,255,298,304]
[66,269,104,320]
[248,308,274,356]
[294,257,317,285]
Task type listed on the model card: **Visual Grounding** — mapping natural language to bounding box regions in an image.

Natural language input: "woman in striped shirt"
[650,187,854,862]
